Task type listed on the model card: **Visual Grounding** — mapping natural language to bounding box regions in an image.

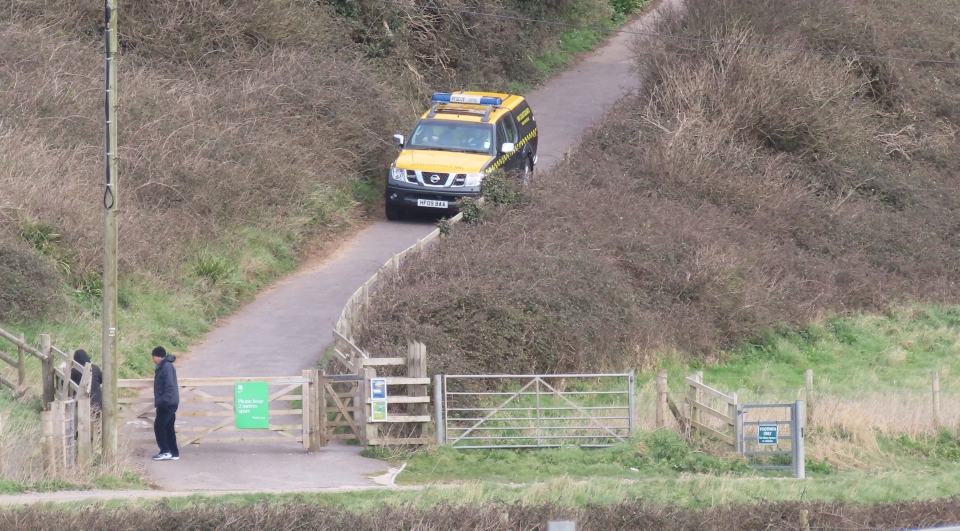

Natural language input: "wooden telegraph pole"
[101,0,119,461]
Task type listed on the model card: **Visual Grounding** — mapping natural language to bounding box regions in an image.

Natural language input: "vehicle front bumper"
[385,183,480,213]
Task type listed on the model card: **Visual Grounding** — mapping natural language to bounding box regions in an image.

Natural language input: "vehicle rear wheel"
[385,203,404,221]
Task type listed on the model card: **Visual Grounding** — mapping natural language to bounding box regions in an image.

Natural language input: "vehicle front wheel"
[385,203,404,221]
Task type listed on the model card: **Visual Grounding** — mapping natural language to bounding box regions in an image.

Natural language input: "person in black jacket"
[151,346,180,461]
[70,349,103,412]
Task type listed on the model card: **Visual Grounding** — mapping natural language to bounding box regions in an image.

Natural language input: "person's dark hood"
[73,349,91,365]
[160,354,176,364]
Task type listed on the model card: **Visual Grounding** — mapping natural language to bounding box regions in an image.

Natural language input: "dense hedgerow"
[358,0,960,374]
[6,499,960,530]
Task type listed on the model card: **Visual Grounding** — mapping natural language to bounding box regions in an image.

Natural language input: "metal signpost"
[235,382,269,429]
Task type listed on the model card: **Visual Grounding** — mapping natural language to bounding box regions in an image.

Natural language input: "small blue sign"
[758,425,778,445]
[371,378,387,400]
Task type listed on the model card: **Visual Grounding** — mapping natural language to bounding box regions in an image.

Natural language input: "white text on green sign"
[235,382,269,429]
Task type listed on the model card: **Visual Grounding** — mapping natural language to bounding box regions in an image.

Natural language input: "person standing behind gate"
[152,346,180,461]
[70,349,103,412]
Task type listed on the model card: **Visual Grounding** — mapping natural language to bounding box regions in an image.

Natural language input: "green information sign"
[372,401,388,422]
[235,382,269,429]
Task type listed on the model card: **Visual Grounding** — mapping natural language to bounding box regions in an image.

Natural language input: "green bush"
[481,170,527,206]
[457,198,483,225]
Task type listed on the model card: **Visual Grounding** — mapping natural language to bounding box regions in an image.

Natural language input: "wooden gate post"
[310,369,321,451]
[318,370,328,447]
[656,370,667,428]
[805,369,814,426]
[17,332,26,388]
[932,370,941,430]
[407,342,428,438]
[41,334,54,407]
[362,367,378,445]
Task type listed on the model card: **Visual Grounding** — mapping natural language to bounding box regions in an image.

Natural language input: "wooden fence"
[327,208,465,446]
[1,327,100,469]
[333,212,462,344]
[0,327,54,400]
[653,370,738,447]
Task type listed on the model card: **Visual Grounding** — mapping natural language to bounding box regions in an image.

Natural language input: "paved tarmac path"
[0,1,681,506]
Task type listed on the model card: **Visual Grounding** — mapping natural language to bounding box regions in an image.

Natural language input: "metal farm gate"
[437,372,635,449]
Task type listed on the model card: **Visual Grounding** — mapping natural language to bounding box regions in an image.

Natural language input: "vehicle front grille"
[421,172,450,186]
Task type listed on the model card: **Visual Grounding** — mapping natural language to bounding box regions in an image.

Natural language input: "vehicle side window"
[496,120,509,149]
[503,114,518,143]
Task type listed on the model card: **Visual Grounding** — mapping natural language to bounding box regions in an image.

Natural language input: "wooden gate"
[684,372,738,447]
[119,371,320,450]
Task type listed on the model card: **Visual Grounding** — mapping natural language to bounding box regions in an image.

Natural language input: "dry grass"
[0,404,140,485]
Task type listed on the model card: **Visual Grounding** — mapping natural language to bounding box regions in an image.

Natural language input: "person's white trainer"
[169,455,180,461]
[152,453,172,461]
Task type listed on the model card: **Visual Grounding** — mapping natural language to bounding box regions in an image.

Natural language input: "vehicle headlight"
[464,172,484,187]
[390,165,407,181]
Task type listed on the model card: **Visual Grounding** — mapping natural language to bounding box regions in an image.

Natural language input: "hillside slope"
[358,0,960,375]
[0,0,627,370]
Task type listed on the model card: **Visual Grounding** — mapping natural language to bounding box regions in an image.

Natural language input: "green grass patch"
[649,305,960,398]
[396,431,751,485]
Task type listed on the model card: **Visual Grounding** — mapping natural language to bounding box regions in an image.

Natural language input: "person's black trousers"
[154,404,179,457]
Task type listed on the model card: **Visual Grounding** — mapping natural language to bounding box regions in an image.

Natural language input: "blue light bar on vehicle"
[431,92,503,106]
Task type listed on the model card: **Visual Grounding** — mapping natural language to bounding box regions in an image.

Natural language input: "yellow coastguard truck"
[385,91,538,220]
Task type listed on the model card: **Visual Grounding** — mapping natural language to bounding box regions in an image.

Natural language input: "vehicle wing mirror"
[500,142,515,154]
[393,134,404,147]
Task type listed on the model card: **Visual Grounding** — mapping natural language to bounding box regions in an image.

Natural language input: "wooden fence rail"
[332,211,462,372]
[0,327,64,402]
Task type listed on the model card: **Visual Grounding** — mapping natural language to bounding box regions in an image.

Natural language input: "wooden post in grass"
[729,391,738,452]
[656,370,667,429]
[932,370,941,430]
[805,369,814,426]
[41,334,54,407]
[17,332,25,388]
[689,371,703,431]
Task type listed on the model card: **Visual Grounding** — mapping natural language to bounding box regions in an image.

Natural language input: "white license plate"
[417,199,449,209]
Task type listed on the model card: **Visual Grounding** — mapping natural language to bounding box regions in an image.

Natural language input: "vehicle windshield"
[407,120,494,154]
